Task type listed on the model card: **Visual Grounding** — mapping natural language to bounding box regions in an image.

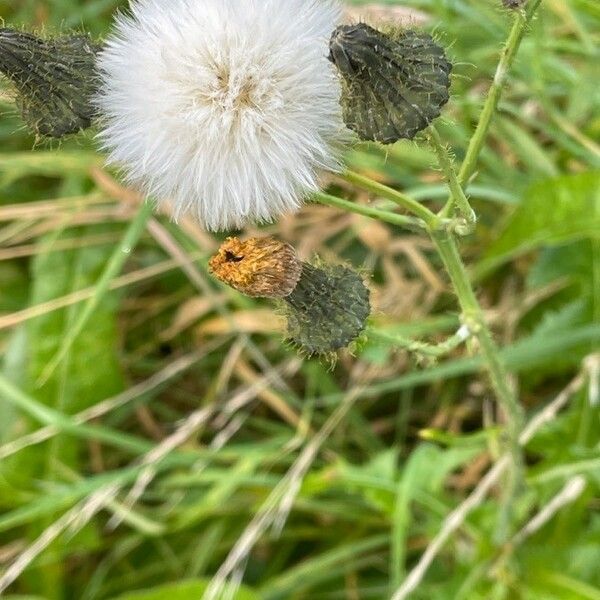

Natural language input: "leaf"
[0,152,100,188]
[478,171,600,276]
[528,240,595,292]
[109,579,259,600]
[1,223,125,484]
[495,116,559,178]
[0,262,28,313]
[336,443,480,516]
[521,238,599,350]
[0,221,125,595]
[27,224,124,468]
[390,442,483,586]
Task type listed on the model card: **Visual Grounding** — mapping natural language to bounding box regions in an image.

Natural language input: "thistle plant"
[0,0,538,499]
[0,0,553,593]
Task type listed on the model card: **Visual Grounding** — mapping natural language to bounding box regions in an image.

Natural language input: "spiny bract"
[0,29,99,138]
[329,23,452,143]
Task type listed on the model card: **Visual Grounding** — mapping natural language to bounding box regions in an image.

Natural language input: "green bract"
[0,29,99,138]
[329,23,452,143]
[284,263,371,355]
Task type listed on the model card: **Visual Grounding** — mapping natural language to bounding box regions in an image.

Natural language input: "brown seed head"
[209,237,303,298]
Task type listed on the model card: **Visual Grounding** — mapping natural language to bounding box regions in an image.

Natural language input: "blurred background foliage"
[0,0,598,599]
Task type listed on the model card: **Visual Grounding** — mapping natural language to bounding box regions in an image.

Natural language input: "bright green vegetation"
[0,1,599,599]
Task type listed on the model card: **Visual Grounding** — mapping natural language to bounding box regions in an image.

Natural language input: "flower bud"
[284,263,370,355]
[208,237,303,299]
[0,28,99,137]
[209,237,371,355]
[328,23,452,143]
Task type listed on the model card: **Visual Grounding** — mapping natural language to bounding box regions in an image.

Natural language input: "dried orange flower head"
[209,237,303,298]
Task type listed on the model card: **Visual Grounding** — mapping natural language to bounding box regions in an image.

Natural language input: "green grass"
[0,0,599,599]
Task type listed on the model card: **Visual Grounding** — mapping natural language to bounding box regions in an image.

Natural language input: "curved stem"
[369,324,471,359]
[431,229,525,501]
[340,169,440,228]
[313,190,427,230]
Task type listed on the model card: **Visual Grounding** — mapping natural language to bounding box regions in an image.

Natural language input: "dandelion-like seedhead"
[0,29,99,138]
[96,0,345,231]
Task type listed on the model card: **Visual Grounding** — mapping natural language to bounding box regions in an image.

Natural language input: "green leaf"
[0,263,28,313]
[109,579,260,600]
[495,117,559,178]
[531,571,600,600]
[0,152,100,188]
[0,219,125,596]
[477,171,600,276]
[524,239,599,341]
[16,223,124,477]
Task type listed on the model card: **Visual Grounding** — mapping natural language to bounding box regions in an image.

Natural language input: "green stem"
[440,0,543,218]
[326,173,525,505]
[340,169,439,228]
[38,201,154,385]
[369,324,471,359]
[431,229,525,484]
[313,190,427,230]
[428,126,477,233]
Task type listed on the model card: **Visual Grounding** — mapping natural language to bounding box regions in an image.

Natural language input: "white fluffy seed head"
[96,0,344,231]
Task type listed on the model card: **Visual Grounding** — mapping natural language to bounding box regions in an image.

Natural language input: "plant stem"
[313,190,428,230]
[440,0,543,218]
[326,170,525,495]
[428,126,477,232]
[431,229,525,492]
[369,324,471,359]
[340,169,439,228]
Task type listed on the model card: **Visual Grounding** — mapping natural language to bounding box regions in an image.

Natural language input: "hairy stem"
[369,324,471,359]
[440,0,543,218]
[313,190,427,230]
[428,126,477,233]
[427,122,524,525]
[432,228,525,534]
[340,169,439,228]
